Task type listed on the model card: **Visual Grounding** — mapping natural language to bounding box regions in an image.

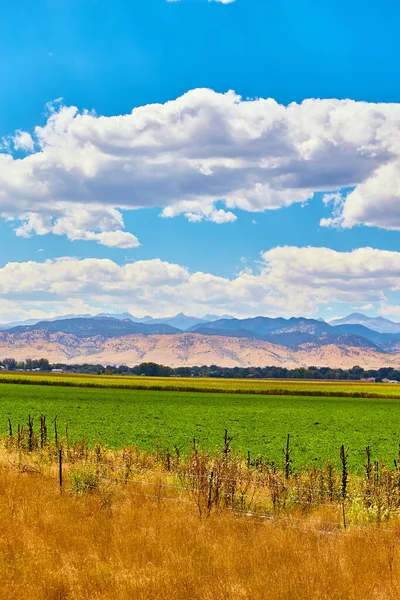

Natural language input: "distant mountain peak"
[330,313,400,334]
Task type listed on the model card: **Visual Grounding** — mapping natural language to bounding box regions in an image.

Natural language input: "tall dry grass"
[1,458,400,600]
[1,434,400,600]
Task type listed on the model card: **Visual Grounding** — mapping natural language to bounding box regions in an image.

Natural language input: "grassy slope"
[2,382,400,470]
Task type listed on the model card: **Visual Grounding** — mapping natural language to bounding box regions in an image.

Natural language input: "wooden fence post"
[207,471,214,513]
[340,444,348,529]
[284,434,291,479]
[54,416,58,448]
[59,448,63,492]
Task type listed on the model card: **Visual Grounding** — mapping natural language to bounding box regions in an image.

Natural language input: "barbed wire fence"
[6,416,400,540]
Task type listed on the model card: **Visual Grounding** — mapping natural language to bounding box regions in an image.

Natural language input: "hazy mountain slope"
[96,312,137,321]
[191,325,378,350]
[188,316,290,334]
[330,313,400,334]
[190,316,380,350]
[190,316,335,336]
[7,317,180,338]
[0,319,39,331]
[190,327,261,339]
[1,331,399,369]
[334,324,400,352]
[0,314,94,330]
[140,313,207,330]
[0,312,229,332]
[0,313,132,330]
[125,313,233,330]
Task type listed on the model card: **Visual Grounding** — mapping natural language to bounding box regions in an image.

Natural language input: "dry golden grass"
[1,456,400,600]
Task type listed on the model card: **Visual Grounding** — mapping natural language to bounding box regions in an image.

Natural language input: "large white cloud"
[2,89,400,245]
[1,247,400,322]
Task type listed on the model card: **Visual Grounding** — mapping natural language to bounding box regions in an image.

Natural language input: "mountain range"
[0,312,232,332]
[1,312,400,368]
[7,317,180,338]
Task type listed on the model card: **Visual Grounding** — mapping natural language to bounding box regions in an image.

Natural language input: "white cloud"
[13,205,139,248]
[82,230,139,248]
[3,90,400,244]
[335,162,400,229]
[1,246,400,322]
[352,303,374,311]
[379,303,400,320]
[12,130,35,152]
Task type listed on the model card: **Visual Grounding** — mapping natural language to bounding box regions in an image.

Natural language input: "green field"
[2,381,400,471]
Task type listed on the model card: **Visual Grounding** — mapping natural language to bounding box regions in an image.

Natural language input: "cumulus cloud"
[335,162,400,229]
[2,89,400,244]
[13,205,139,248]
[1,246,400,322]
[12,130,35,152]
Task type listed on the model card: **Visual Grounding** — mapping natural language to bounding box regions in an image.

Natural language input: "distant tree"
[3,358,17,371]
[175,367,192,378]
[2,358,399,381]
[137,362,172,377]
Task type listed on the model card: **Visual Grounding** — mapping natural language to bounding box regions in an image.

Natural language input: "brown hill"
[1,330,400,369]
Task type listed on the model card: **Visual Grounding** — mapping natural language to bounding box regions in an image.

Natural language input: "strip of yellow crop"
[1,371,400,398]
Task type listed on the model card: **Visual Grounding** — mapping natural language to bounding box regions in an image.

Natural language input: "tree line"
[1,358,400,381]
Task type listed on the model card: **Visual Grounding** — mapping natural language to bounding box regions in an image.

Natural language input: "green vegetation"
[2,381,400,471]
[3,358,400,383]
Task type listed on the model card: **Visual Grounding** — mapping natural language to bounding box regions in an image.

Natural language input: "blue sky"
[1,0,400,322]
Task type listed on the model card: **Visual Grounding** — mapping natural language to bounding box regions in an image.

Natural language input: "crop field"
[2,381,400,470]
[1,371,400,398]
